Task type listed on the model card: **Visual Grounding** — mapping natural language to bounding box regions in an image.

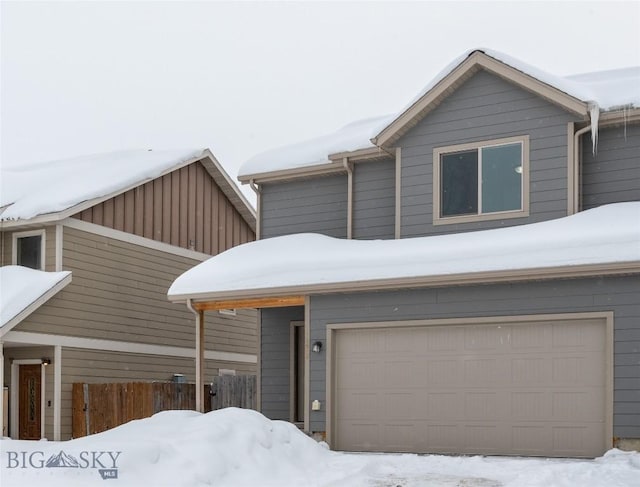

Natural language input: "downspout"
[343,158,353,239]
[573,124,592,214]
[186,298,205,413]
[248,180,261,240]
[0,341,3,438]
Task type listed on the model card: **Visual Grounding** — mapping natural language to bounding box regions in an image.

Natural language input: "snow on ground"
[1,408,638,487]
[0,149,204,221]
[168,202,640,299]
[0,266,71,329]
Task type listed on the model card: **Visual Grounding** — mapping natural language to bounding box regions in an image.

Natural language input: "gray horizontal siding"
[582,123,640,209]
[259,307,304,421]
[308,275,640,438]
[261,175,347,238]
[353,159,395,239]
[398,70,579,237]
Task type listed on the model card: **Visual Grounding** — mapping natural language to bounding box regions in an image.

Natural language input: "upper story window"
[12,230,46,270]
[433,135,530,225]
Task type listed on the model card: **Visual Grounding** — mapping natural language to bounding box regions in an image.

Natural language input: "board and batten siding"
[72,161,254,255]
[353,159,396,240]
[581,123,640,210]
[260,175,348,239]
[307,275,640,438]
[14,226,257,356]
[259,306,305,420]
[397,70,580,237]
[59,347,256,440]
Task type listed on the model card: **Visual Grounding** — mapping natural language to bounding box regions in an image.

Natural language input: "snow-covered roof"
[239,115,393,178]
[239,48,640,178]
[0,265,72,332]
[0,149,205,222]
[168,202,640,301]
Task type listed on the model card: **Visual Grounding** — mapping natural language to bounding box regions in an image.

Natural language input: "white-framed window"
[218,309,237,316]
[433,135,530,225]
[12,229,46,270]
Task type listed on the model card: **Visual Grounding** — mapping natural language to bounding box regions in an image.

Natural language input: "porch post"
[53,345,61,440]
[195,309,205,413]
[0,341,4,437]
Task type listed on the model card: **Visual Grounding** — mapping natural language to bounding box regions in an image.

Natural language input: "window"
[12,230,46,270]
[433,136,529,225]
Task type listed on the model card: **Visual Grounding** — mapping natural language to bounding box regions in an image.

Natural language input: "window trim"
[433,135,530,226]
[12,229,46,270]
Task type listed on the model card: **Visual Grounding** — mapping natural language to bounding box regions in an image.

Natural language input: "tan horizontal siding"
[72,161,255,255]
[0,232,10,266]
[15,227,257,356]
[60,347,256,440]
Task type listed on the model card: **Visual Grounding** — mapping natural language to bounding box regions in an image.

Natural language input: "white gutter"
[342,158,353,239]
[249,180,261,240]
[573,124,592,214]
[186,298,205,413]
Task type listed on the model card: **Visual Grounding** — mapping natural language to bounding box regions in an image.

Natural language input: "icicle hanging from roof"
[589,104,600,154]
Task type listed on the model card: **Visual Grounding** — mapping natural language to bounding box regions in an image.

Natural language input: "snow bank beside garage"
[1,408,639,487]
[0,408,337,487]
[168,202,640,300]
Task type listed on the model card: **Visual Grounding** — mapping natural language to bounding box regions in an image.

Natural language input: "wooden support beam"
[195,309,204,413]
[193,296,305,312]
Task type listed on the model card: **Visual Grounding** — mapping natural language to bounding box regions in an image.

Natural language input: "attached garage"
[329,315,612,458]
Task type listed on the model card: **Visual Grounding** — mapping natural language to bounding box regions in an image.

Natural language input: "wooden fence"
[72,375,257,438]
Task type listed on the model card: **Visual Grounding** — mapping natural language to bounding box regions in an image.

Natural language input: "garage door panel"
[424,359,460,386]
[334,319,607,457]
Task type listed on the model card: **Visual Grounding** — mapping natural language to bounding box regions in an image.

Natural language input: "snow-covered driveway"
[1,409,638,486]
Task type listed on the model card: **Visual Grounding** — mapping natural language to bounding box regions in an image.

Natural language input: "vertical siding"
[3,346,55,440]
[72,161,254,254]
[398,70,579,237]
[353,159,396,239]
[582,123,640,209]
[259,307,304,420]
[307,275,640,437]
[260,175,348,239]
[60,347,255,440]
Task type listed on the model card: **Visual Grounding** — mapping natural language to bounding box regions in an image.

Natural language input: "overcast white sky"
[2,1,639,203]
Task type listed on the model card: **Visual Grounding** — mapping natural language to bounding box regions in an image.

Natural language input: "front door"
[19,364,41,440]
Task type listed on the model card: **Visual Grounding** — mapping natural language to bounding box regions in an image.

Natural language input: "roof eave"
[0,272,72,336]
[1,150,258,233]
[168,260,640,306]
[373,51,590,148]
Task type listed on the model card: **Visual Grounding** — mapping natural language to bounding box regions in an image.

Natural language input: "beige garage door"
[333,318,608,457]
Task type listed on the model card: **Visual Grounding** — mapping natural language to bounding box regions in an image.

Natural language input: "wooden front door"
[19,364,41,439]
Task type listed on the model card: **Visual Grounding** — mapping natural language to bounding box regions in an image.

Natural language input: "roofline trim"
[373,51,590,148]
[0,272,72,336]
[1,150,257,232]
[168,260,640,305]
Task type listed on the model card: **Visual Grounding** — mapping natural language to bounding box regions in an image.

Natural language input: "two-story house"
[1,148,257,440]
[168,50,640,458]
